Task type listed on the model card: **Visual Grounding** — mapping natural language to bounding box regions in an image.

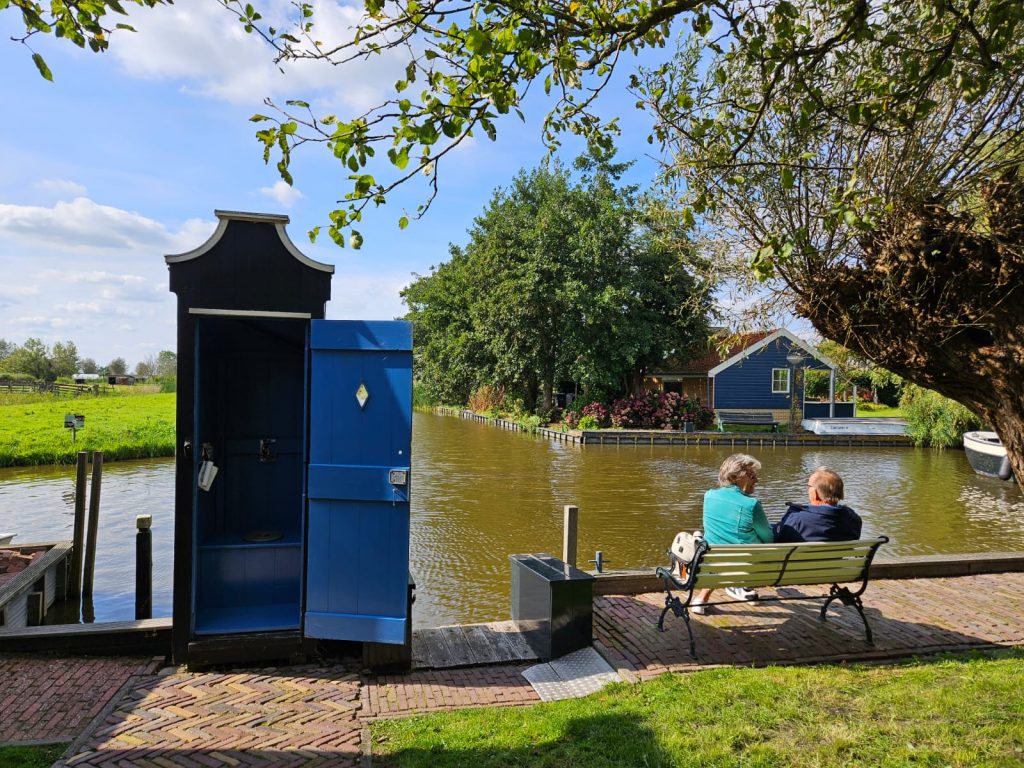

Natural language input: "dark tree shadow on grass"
[371,712,675,768]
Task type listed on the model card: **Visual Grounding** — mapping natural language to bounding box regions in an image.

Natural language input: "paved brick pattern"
[594,573,1024,680]
[364,664,539,718]
[0,656,160,745]
[57,666,363,768]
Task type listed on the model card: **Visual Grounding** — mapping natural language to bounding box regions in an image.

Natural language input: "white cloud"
[0,197,214,253]
[34,179,88,198]
[260,180,305,208]
[325,270,410,320]
[115,0,407,113]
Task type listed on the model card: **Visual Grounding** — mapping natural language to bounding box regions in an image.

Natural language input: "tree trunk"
[541,378,554,415]
[792,171,1024,479]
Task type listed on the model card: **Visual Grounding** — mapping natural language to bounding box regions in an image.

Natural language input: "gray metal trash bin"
[510,553,594,660]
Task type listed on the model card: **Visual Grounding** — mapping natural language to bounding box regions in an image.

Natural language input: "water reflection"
[1,412,1022,628]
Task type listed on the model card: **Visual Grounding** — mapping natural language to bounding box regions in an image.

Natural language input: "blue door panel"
[305,319,412,644]
[311,320,413,351]
[308,465,411,503]
[304,613,407,645]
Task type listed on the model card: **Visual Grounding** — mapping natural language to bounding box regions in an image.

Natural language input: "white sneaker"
[690,597,706,615]
[725,586,759,601]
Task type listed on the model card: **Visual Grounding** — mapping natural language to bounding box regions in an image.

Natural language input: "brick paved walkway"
[0,656,160,745]
[6,572,1023,766]
[594,572,1024,680]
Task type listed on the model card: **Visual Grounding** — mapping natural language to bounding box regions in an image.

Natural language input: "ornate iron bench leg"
[820,584,875,645]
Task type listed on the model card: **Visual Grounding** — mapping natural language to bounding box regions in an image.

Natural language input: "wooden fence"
[0,380,112,396]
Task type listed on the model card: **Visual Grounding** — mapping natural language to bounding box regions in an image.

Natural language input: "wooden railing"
[0,380,112,396]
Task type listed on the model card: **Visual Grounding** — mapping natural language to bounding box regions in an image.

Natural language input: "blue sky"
[0,0,670,370]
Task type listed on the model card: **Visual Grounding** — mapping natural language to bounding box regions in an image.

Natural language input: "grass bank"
[372,649,1024,767]
[0,744,68,767]
[0,392,175,467]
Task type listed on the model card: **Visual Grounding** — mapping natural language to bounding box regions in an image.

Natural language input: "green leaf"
[32,53,53,82]
[781,167,794,190]
[398,216,409,230]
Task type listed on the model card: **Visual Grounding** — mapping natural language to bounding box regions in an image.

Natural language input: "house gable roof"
[707,328,836,377]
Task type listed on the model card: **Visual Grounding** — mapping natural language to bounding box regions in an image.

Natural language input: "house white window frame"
[772,368,791,394]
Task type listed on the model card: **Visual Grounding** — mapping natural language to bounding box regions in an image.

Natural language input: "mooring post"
[82,451,104,599]
[69,450,88,598]
[135,514,153,620]
[562,504,579,568]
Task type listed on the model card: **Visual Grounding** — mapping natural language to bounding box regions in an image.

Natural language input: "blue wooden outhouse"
[166,211,412,667]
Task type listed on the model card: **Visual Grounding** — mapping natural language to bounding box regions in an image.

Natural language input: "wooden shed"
[166,211,413,667]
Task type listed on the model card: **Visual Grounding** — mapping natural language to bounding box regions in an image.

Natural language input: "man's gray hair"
[718,453,762,487]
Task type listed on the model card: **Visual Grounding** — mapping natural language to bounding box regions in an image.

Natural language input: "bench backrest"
[718,412,776,423]
[693,538,887,589]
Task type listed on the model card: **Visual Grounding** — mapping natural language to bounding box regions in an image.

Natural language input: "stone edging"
[433,407,915,448]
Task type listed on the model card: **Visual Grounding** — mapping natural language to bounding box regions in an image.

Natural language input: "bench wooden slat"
[698,560,869,580]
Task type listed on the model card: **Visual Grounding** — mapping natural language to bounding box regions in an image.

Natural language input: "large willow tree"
[636,1,1024,475]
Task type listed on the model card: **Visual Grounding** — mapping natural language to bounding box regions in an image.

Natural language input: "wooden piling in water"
[563,504,578,568]
[69,451,88,599]
[82,451,103,600]
[135,515,152,620]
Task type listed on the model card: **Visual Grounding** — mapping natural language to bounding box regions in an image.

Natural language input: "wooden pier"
[0,540,72,628]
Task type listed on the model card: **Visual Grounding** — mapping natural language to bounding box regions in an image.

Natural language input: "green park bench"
[655,535,889,658]
[716,411,780,431]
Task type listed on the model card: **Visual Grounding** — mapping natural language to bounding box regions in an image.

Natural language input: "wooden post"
[562,505,578,568]
[82,451,103,599]
[69,451,88,598]
[135,515,153,620]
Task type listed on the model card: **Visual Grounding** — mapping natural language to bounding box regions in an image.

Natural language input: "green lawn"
[855,403,904,418]
[372,650,1024,768]
[0,392,175,467]
[0,744,68,767]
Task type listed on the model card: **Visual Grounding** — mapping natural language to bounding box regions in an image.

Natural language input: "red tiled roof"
[657,330,775,375]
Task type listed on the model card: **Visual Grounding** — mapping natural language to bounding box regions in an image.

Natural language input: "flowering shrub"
[581,402,611,428]
[610,391,715,430]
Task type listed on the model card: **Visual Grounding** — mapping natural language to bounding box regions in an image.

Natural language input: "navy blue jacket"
[773,502,863,543]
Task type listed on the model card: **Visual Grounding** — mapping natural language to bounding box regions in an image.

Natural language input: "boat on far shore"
[963,431,1015,482]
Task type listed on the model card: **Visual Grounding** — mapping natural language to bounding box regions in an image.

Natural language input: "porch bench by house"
[655,536,889,657]
[716,411,779,432]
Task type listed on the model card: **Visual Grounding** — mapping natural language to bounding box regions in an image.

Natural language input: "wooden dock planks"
[413,620,540,669]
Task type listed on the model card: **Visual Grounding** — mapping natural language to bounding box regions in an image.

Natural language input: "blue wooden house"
[649,329,852,422]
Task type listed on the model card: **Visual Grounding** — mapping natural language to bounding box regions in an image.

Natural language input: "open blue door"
[305,320,412,644]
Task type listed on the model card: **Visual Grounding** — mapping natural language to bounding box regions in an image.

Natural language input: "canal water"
[2,410,1023,628]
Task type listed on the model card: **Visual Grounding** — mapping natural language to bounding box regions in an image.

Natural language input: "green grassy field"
[372,650,1024,767]
[0,392,175,467]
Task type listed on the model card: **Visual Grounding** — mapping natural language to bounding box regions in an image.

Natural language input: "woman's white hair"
[718,453,761,487]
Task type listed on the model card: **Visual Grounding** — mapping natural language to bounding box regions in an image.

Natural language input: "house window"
[772,368,790,394]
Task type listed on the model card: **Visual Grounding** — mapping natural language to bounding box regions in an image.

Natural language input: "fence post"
[82,451,103,599]
[562,504,578,568]
[135,515,153,620]
[69,451,88,598]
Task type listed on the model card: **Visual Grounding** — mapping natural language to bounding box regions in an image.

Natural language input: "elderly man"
[774,466,863,543]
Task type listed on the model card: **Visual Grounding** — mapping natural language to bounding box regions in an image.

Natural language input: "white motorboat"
[0,533,15,547]
[962,431,1015,481]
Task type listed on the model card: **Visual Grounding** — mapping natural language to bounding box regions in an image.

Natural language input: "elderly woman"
[692,453,773,614]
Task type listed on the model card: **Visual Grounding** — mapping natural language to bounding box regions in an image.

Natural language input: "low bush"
[467,384,505,414]
[611,391,715,430]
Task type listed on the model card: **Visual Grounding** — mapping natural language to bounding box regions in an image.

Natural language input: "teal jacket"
[702,485,774,545]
